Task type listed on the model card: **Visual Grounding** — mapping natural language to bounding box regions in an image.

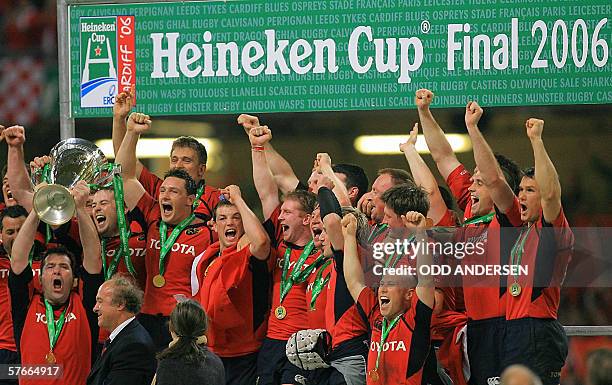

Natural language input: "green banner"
[69,0,612,117]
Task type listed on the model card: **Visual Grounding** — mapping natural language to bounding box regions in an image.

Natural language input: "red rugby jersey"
[325,250,369,349]
[357,288,432,385]
[458,198,522,321]
[506,208,573,320]
[446,164,473,221]
[305,257,332,330]
[101,232,147,288]
[196,242,269,357]
[137,193,213,316]
[264,205,320,340]
[139,166,220,222]
[0,255,16,351]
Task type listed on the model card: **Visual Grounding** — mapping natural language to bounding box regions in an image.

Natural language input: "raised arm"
[10,209,39,274]
[415,89,461,179]
[526,118,561,222]
[238,114,300,194]
[402,212,435,309]
[224,185,271,260]
[318,184,344,251]
[249,125,280,220]
[400,123,449,225]
[112,89,144,178]
[4,125,34,211]
[71,181,102,274]
[341,213,366,301]
[115,112,148,210]
[465,101,515,213]
[316,153,351,207]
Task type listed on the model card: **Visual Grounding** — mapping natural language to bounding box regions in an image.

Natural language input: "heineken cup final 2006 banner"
[69,0,612,117]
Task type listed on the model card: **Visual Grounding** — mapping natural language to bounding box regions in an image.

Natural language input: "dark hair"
[0,205,28,230]
[378,168,415,187]
[212,199,235,221]
[332,163,369,202]
[284,190,317,214]
[171,136,208,165]
[587,348,612,385]
[522,166,535,179]
[108,275,143,314]
[157,299,210,364]
[164,168,197,196]
[381,184,429,217]
[494,154,522,195]
[42,246,77,275]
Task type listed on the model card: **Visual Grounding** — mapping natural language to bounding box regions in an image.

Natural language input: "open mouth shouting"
[379,295,391,310]
[161,201,174,218]
[95,213,107,227]
[224,227,238,242]
[52,278,63,292]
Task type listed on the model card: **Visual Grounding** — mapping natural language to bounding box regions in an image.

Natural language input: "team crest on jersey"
[186,228,200,235]
[79,16,136,108]
[137,234,146,241]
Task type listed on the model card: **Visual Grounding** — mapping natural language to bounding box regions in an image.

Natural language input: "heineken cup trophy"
[32,138,107,225]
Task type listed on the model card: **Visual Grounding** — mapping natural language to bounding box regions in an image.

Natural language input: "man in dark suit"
[88,275,156,385]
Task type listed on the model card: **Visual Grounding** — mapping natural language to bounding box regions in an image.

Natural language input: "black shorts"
[222,352,259,385]
[257,337,306,385]
[501,318,568,385]
[467,317,505,385]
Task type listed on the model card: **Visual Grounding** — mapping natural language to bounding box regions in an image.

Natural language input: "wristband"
[251,145,265,152]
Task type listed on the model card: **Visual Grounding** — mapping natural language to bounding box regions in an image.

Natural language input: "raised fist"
[415,89,434,110]
[30,155,51,175]
[401,211,427,228]
[525,118,544,140]
[114,87,133,119]
[248,125,272,147]
[71,180,92,209]
[237,114,261,135]
[3,125,26,147]
[127,112,151,134]
[341,213,357,236]
[220,184,242,204]
[465,101,483,128]
[316,153,332,169]
[399,123,419,153]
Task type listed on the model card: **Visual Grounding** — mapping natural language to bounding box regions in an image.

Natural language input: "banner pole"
[57,0,75,140]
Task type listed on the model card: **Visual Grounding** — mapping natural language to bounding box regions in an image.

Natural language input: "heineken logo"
[79,16,136,108]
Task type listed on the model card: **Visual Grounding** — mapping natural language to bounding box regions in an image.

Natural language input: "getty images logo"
[79,16,136,108]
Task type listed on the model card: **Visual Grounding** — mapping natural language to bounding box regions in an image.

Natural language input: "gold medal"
[45,351,56,364]
[274,305,287,320]
[368,369,379,382]
[510,282,522,297]
[153,274,166,288]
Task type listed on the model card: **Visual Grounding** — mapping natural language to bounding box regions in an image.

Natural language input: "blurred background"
[1,1,611,383]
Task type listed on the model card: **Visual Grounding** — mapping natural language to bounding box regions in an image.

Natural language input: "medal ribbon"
[309,258,332,310]
[367,223,388,243]
[279,240,314,303]
[293,250,327,284]
[39,164,53,245]
[158,214,195,277]
[509,224,533,282]
[192,183,204,210]
[463,212,495,226]
[44,299,68,353]
[111,170,135,276]
[374,315,402,371]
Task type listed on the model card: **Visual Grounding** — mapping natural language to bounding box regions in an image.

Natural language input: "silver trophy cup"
[32,138,107,225]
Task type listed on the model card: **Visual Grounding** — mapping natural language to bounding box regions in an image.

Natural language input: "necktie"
[101,339,111,356]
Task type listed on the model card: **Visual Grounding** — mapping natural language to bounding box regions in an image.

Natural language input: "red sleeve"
[221,246,252,290]
[445,164,472,212]
[135,192,160,229]
[263,205,283,248]
[435,209,457,227]
[543,207,574,249]
[138,166,163,198]
[356,287,380,328]
[497,197,523,227]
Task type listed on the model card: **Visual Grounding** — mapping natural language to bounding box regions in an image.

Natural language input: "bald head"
[501,365,542,385]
